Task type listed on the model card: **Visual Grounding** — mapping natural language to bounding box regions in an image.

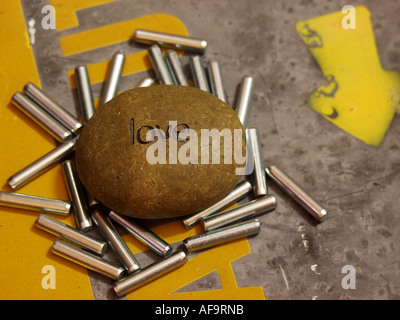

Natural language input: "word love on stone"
[130,118,190,144]
[75,85,246,219]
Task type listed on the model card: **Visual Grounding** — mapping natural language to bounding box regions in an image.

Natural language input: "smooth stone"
[75,85,246,219]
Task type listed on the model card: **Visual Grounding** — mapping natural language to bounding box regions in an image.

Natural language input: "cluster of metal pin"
[180,50,328,253]
[3,45,182,296]
[138,30,328,273]
[1,29,328,297]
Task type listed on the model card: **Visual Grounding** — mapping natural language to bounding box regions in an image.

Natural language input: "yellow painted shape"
[0,1,93,300]
[59,13,188,56]
[124,222,265,300]
[296,6,400,147]
[50,0,117,31]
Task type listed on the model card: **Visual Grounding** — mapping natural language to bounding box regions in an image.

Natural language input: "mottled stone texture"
[76,85,245,218]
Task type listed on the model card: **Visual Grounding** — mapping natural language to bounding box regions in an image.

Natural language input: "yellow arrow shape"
[296,6,400,147]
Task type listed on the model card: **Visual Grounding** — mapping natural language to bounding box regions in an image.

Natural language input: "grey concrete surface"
[20,0,400,299]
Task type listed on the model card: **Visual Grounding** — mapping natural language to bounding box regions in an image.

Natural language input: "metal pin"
[165,58,178,85]
[35,214,107,255]
[235,76,254,127]
[7,137,78,190]
[183,180,253,229]
[246,128,268,197]
[136,77,155,88]
[207,59,227,103]
[184,219,261,252]
[165,50,189,86]
[189,55,210,92]
[265,165,327,221]
[202,194,276,231]
[134,29,207,54]
[11,92,73,143]
[148,45,174,85]
[0,191,71,215]
[51,240,125,280]
[74,65,100,210]
[92,209,141,274]
[109,211,172,257]
[84,192,100,213]
[23,82,82,135]
[100,52,126,106]
[75,65,95,124]
[114,250,187,296]
[61,160,92,231]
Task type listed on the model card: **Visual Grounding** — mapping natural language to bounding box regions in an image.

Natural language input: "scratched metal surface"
[21,0,400,299]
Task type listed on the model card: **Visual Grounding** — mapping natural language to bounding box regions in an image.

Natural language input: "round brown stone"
[75,85,246,219]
